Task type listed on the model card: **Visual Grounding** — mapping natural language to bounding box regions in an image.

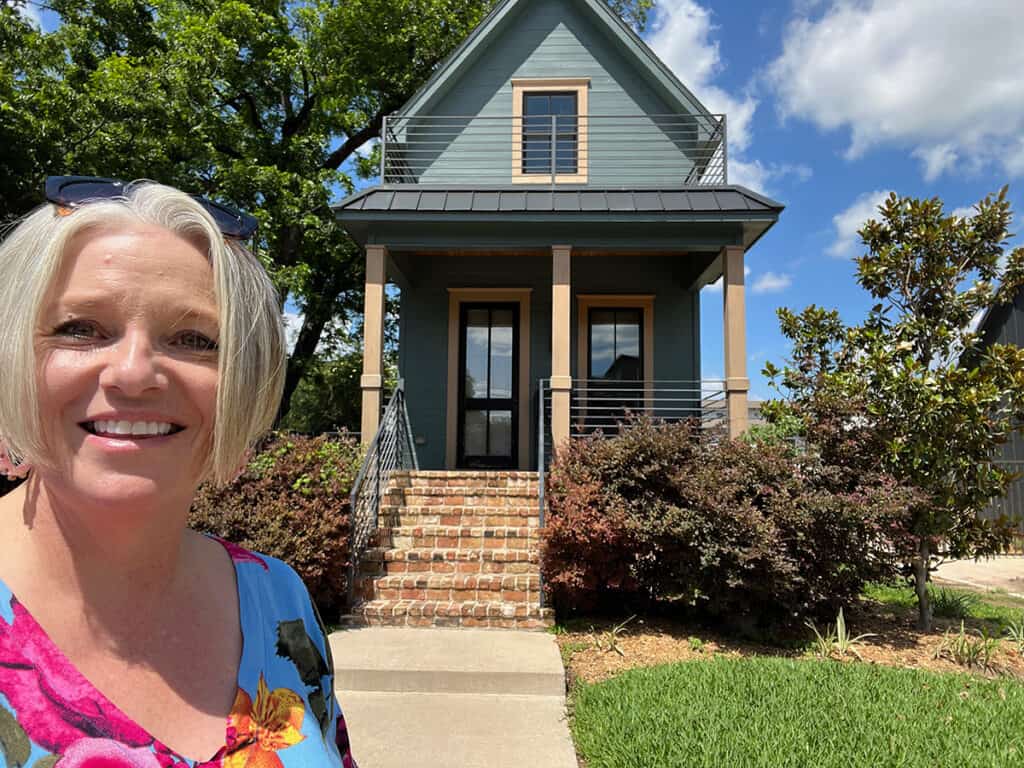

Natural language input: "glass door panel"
[587,308,643,432]
[458,303,518,468]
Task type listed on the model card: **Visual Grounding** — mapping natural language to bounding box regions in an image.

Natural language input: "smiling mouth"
[81,420,186,438]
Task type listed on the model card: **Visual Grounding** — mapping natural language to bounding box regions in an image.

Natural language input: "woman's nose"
[97,330,166,395]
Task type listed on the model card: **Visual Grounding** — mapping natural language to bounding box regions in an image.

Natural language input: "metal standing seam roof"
[335,186,784,216]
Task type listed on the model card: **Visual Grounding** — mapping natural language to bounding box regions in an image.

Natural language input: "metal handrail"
[346,380,419,609]
[382,112,727,187]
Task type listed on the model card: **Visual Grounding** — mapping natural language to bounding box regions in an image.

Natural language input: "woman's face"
[34,223,219,507]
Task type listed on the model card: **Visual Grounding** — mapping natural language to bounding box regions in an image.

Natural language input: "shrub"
[190,431,362,620]
[542,416,915,631]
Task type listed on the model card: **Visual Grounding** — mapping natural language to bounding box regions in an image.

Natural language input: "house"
[334,0,784,628]
[968,290,1024,530]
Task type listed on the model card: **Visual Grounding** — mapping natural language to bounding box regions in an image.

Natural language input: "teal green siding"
[393,0,714,186]
[393,253,701,469]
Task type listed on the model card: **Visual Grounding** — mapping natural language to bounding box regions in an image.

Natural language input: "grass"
[570,657,1024,768]
[864,581,1024,631]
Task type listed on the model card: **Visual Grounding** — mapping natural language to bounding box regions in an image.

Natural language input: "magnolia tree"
[764,188,1024,630]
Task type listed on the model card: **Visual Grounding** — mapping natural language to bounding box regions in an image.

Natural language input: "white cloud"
[951,205,977,220]
[283,311,303,354]
[768,0,1024,180]
[751,271,792,294]
[648,0,808,193]
[5,0,40,25]
[704,264,750,292]
[827,189,893,259]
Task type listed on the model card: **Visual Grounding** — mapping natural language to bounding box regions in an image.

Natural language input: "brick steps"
[342,598,555,630]
[345,469,552,630]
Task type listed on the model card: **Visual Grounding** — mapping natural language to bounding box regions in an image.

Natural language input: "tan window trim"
[512,78,589,184]
[576,295,655,423]
[446,288,532,470]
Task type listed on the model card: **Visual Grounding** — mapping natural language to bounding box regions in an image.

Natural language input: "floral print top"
[0,537,357,768]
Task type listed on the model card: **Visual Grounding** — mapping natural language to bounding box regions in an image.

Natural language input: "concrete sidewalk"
[329,628,578,768]
[933,555,1024,597]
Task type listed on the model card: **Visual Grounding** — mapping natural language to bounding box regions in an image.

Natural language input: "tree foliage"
[764,188,1024,629]
[1,0,651,419]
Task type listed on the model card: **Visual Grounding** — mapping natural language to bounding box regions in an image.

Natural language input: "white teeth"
[91,420,176,436]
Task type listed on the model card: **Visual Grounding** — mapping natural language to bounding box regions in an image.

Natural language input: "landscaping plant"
[764,189,1024,630]
[542,416,915,631]
[189,431,362,619]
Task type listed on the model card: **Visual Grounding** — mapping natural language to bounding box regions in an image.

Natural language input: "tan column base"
[361,374,383,445]
[726,377,750,439]
[550,382,572,451]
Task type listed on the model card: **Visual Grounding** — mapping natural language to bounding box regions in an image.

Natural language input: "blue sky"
[645,0,1024,400]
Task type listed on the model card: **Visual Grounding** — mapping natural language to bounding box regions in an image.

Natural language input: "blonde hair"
[0,181,285,485]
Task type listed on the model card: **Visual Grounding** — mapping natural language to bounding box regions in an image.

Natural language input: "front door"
[458,303,519,469]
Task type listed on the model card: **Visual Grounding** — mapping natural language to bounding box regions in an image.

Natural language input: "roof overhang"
[334,185,783,257]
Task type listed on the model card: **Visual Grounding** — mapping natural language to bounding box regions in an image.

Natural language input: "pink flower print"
[0,598,151,752]
[56,738,163,768]
[210,536,269,571]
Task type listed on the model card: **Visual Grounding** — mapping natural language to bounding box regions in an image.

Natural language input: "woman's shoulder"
[204,534,308,594]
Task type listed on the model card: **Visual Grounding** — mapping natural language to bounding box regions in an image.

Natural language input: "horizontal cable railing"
[381,113,727,187]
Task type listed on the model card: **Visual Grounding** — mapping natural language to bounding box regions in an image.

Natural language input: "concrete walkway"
[329,628,578,768]
[933,555,1024,597]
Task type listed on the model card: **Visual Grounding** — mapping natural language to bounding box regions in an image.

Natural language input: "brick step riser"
[373,534,538,550]
[343,614,552,631]
[367,587,538,603]
[362,561,540,577]
[378,514,541,529]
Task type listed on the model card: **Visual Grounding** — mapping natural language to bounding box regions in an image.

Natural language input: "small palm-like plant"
[934,621,1000,669]
[806,608,875,660]
[1004,613,1024,653]
[929,587,980,619]
[590,614,637,657]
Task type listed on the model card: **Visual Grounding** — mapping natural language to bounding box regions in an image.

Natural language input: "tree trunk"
[912,537,932,631]
[279,300,338,423]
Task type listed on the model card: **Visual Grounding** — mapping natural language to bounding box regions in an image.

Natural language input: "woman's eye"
[175,331,218,352]
[53,320,99,339]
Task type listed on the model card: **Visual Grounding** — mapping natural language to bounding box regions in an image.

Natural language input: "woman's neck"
[0,475,197,639]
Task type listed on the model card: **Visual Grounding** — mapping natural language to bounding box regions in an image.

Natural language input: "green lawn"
[570,657,1024,768]
[864,582,1024,631]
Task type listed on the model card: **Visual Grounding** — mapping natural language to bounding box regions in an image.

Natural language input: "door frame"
[446,288,531,469]
[457,302,520,469]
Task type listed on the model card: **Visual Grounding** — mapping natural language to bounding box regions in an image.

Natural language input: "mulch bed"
[556,598,1024,687]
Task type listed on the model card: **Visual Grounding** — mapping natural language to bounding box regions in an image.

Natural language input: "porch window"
[589,308,643,381]
[522,92,578,175]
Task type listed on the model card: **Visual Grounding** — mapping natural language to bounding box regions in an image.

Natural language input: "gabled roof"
[399,0,716,120]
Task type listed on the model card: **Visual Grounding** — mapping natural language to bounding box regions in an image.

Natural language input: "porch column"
[360,244,387,444]
[551,245,572,450]
[722,245,749,438]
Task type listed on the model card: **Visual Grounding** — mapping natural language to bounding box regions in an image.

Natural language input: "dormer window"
[511,78,589,183]
[522,92,578,174]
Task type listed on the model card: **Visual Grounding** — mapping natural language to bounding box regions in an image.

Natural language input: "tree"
[764,188,1024,630]
[1,0,653,420]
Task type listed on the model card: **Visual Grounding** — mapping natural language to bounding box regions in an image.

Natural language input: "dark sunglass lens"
[199,198,257,239]
[55,179,125,206]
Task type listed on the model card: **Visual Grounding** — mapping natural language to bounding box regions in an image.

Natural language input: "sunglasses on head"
[45,175,258,240]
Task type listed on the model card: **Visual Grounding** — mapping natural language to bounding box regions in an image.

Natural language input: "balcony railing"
[381,113,727,187]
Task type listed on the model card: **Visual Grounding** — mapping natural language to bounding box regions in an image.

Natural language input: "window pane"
[609,310,642,381]
[465,410,486,456]
[489,411,512,456]
[490,310,514,399]
[549,94,577,115]
[465,309,489,398]
[590,309,616,379]
[556,138,577,173]
[524,94,551,115]
[523,137,551,174]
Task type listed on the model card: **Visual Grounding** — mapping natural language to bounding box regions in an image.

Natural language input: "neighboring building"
[336,0,783,472]
[970,289,1024,526]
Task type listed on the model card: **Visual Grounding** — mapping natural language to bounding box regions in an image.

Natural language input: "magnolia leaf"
[0,707,30,768]
[32,757,59,768]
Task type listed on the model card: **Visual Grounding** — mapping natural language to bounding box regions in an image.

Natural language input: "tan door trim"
[446,288,532,469]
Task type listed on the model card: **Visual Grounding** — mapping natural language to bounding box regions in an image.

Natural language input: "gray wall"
[392,0,712,186]
[394,252,701,469]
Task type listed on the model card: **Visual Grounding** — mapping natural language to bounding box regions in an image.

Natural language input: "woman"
[0,177,357,767]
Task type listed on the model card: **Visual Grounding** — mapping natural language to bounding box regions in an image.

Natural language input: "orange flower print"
[223,674,306,768]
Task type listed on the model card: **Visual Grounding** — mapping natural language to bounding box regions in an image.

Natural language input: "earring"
[0,442,30,480]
